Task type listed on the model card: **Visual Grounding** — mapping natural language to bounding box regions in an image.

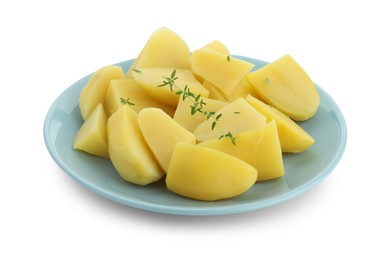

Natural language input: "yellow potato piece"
[191,49,254,96]
[246,94,315,153]
[125,27,191,78]
[79,65,124,120]
[193,97,266,141]
[73,103,108,158]
[198,120,285,181]
[107,105,164,185]
[201,40,230,55]
[138,108,196,173]
[191,40,230,83]
[173,96,226,132]
[203,77,259,103]
[105,79,176,117]
[131,67,209,106]
[246,55,320,121]
[166,143,257,201]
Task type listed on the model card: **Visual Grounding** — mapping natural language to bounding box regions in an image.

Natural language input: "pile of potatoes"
[73,27,320,201]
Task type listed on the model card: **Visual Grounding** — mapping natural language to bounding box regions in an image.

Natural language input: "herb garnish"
[120,97,135,106]
[219,132,236,145]
[265,77,270,86]
[158,69,236,145]
[158,69,222,130]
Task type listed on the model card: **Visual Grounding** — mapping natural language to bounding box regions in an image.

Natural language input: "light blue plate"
[43,56,347,215]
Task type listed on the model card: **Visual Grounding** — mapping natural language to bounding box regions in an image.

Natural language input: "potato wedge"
[107,105,164,185]
[73,103,108,158]
[166,143,257,201]
[246,55,319,121]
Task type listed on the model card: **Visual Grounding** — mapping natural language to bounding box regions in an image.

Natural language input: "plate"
[43,56,347,215]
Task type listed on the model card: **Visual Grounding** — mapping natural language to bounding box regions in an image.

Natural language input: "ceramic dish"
[43,56,347,215]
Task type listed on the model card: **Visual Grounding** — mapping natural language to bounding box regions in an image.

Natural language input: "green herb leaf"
[265,77,270,86]
[157,69,227,131]
[120,97,135,106]
[219,131,236,145]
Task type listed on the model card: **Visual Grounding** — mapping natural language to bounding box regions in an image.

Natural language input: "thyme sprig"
[158,69,222,130]
[158,69,178,92]
[219,132,236,145]
[120,97,135,106]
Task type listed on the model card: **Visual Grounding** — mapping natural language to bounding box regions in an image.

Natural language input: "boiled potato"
[79,65,124,120]
[193,97,266,141]
[105,79,176,117]
[73,103,108,158]
[191,49,254,96]
[191,40,230,83]
[125,27,191,78]
[107,105,164,185]
[246,94,315,153]
[201,40,230,55]
[166,143,257,201]
[246,55,319,121]
[203,77,259,103]
[173,96,226,132]
[198,120,284,181]
[138,108,196,172]
[131,67,209,106]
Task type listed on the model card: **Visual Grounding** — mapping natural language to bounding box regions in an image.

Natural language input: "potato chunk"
[107,105,164,185]
[79,65,124,120]
[173,96,226,132]
[166,143,257,201]
[193,97,266,141]
[132,67,209,106]
[246,55,320,121]
[200,40,230,55]
[246,94,315,153]
[198,120,284,181]
[191,40,230,83]
[138,108,196,173]
[73,103,108,158]
[191,49,254,96]
[203,78,259,103]
[105,79,175,117]
[126,27,191,77]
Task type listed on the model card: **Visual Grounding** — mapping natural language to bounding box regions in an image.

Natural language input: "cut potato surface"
[193,97,267,141]
[126,27,191,78]
[203,77,259,103]
[79,65,124,120]
[246,55,319,121]
[191,49,254,96]
[73,103,108,158]
[201,40,230,55]
[132,67,209,107]
[173,96,226,132]
[198,120,284,181]
[138,108,196,173]
[107,105,164,185]
[246,94,315,153]
[105,79,176,117]
[191,40,230,83]
[166,143,257,201]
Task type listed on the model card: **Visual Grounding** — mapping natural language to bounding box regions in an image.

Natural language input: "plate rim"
[43,56,347,215]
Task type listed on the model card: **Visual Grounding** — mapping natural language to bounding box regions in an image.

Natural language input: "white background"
[1,0,389,259]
